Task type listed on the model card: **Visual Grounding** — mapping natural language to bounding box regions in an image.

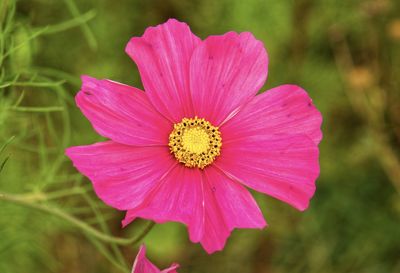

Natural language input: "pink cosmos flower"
[132,245,179,273]
[66,19,322,254]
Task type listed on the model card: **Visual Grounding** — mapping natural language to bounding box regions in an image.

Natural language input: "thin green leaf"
[33,9,96,35]
[0,136,14,155]
[63,0,97,50]
[0,155,9,173]
[8,106,64,113]
[3,27,49,59]
[0,79,65,88]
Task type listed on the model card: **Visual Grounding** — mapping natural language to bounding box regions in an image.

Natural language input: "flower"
[66,19,322,254]
[132,245,179,273]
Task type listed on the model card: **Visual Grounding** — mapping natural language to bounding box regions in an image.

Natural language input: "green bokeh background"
[1,0,400,272]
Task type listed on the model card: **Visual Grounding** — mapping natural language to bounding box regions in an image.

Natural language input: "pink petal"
[77,76,171,146]
[161,264,179,273]
[222,84,322,145]
[126,19,201,122]
[132,245,160,273]
[190,31,268,125]
[123,166,266,254]
[200,167,266,253]
[215,135,320,211]
[65,141,176,210]
[122,166,205,243]
[132,245,179,273]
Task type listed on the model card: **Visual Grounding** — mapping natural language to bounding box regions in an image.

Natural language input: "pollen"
[168,117,222,169]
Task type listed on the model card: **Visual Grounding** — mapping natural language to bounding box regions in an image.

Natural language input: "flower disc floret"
[169,117,222,169]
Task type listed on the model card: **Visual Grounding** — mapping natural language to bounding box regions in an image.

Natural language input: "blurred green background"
[1,0,400,272]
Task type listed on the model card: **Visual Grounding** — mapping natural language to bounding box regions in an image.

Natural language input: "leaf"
[0,136,14,155]
[0,155,9,173]
[0,136,14,174]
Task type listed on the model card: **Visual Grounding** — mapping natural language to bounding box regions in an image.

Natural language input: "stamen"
[168,117,222,169]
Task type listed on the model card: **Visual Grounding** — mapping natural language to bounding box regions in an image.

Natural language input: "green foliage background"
[1,0,400,272]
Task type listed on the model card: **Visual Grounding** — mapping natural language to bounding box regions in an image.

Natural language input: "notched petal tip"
[80,75,102,92]
[132,244,179,273]
[124,18,201,122]
[125,18,197,54]
[80,74,93,83]
[64,146,74,157]
[72,74,171,146]
[190,29,269,125]
[280,84,323,145]
[64,145,86,161]
[162,263,180,273]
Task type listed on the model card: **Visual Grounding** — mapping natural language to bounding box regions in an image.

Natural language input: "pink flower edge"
[132,245,179,273]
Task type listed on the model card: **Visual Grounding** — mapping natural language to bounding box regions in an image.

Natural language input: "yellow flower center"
[182,127,210,154]
[168,117,222,169]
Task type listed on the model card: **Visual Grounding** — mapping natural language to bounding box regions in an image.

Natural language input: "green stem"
[8,106,64,112]
[44,187,88,200]
[88,236,130,273]
[35,10,96,35]
[82,192,128,268]
[0,0,9,26]
[0,191,155,245]
[0,79,65,88]
[63,0,97,50]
